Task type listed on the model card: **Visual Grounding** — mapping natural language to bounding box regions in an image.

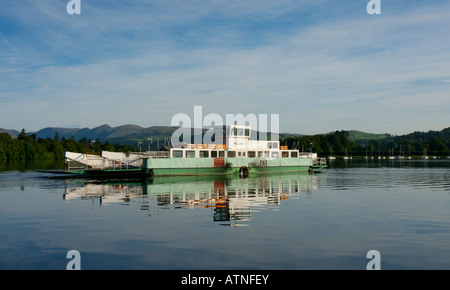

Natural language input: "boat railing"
[67,160,87,171]
[139,151,170,158]
[65,151,146,170]
[313,158,327,166]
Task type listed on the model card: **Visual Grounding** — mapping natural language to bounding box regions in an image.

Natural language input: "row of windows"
[171,150,299,159]
[230,128,250,137]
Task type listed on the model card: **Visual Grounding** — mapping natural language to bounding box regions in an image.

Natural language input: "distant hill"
[108,126,180,144]
[347,130,391,141]
[279,132,303,138]
[21,124,181,145]
[31,124,145,141]
[0,128,20,138]
[32,127,85,139]
[1,125,448,152]
[0,124,286,145]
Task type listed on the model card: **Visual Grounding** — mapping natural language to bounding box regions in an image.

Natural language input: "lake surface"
[0,159,449,270]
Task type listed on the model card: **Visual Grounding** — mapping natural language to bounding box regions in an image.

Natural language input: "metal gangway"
[64,151,170,171]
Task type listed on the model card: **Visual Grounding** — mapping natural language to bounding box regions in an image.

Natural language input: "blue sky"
[1,0,450,135]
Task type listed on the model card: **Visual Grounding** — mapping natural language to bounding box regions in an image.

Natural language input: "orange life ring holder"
[260,158,267,168]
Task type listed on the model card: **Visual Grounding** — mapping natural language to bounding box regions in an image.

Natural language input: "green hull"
[144,157,315,177]
[150,166,311,176]
[57,168,149,178]
[52,156,324,178]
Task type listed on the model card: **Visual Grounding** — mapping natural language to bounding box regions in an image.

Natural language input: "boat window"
[219,151,225,158]
[242,152,246,157]
[238,152,241,157]
[199,150,209,158]
[267,142,279,149]
[245,129,250,136]
[211,151,218,158]
[237,128,244,136]
[215,128,225,137]
[290,151,298,158]
[172,150,183,158]
[186,150,196,158]
[248,151,256,158]
[282,151,289,158]
[227,151,236,158]
[271,152,279,158]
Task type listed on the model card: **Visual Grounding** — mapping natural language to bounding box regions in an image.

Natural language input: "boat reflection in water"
[63,173,318,226]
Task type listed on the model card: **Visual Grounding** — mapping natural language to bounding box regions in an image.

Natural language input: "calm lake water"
[0,159,449,270]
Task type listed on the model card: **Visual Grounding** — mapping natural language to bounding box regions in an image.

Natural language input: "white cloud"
[1,1,450,135]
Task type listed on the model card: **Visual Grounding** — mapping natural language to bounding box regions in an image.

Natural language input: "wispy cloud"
[1,1,449,134]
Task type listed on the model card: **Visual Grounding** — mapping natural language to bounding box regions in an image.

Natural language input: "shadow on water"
[0,159,65,173]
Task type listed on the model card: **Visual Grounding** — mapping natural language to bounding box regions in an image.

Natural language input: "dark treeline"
[281,130,354,155]
[0,129,139,161]
[2,127,450,161]
[281,128,450,157]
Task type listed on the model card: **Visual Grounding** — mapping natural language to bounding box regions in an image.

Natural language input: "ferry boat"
[59,125,327,178]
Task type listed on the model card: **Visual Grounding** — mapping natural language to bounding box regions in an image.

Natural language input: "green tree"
[429,137,447,152]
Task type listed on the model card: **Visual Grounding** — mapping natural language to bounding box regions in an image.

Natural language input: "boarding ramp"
[65,152,106,170]
[101,151,144,168]
[64,151,145,170]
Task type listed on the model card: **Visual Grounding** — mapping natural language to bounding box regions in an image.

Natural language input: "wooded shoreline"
[1,127,449,161]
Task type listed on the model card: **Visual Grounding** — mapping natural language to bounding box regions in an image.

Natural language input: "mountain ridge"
[0,125,448,145]
[0,128,20,138]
